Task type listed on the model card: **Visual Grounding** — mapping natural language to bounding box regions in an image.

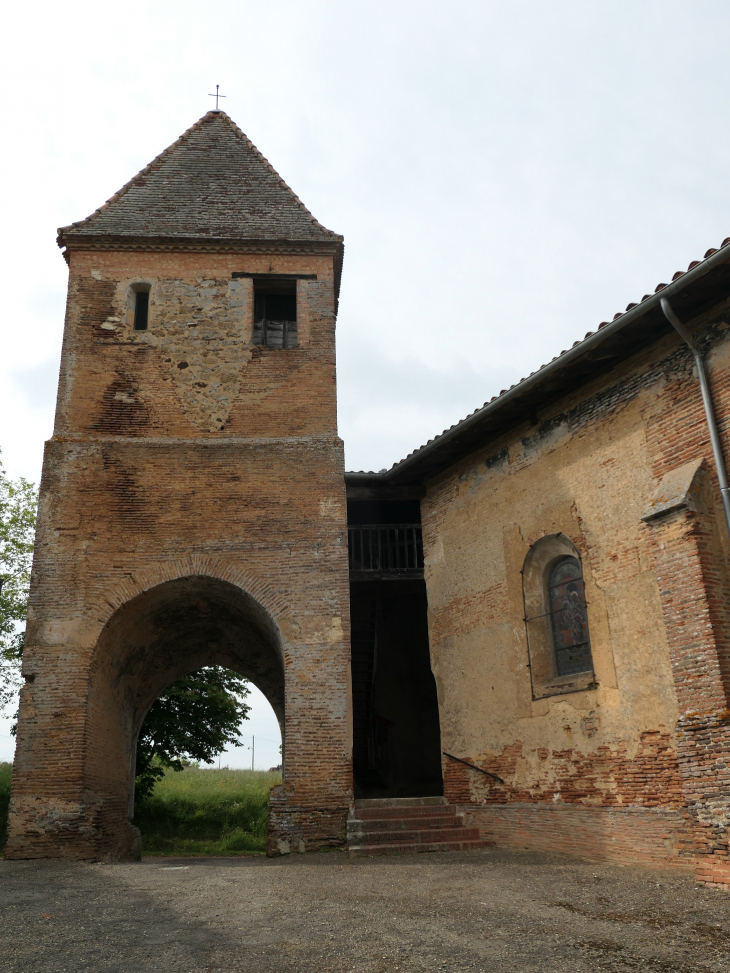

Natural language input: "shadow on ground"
[1,848,728,972]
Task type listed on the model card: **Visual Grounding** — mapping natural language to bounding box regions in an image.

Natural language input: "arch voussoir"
[85,556,289,651]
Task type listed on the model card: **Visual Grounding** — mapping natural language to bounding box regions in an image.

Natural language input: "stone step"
[355,797,447,809]
[346,800,490,859]
[351,827,483,845]
[354,806,458,820]
[348,814,464,832]
[348,838,493,858]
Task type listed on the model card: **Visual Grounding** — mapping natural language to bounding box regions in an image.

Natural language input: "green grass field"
[134,767,281,856]
[0,762,11,848]
[0,763,279,856]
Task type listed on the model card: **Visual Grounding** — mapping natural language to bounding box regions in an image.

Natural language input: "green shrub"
[0,762,12,849]
[134,766,280,856]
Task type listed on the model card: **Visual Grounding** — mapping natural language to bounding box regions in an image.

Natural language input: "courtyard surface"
[1,848,729,972]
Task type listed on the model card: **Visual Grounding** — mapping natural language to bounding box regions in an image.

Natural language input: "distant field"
[0,762,11,847]
[134,767,281,856]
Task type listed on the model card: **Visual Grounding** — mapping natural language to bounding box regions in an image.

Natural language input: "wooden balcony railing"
[348,524,424,577]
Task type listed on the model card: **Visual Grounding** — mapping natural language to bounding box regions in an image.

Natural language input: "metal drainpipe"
[660,297,730,537]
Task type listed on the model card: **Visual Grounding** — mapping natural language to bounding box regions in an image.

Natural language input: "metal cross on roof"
[208,85,226,111]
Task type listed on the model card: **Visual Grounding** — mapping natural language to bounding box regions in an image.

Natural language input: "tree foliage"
[0,457,38,716]
[135,666,251,799]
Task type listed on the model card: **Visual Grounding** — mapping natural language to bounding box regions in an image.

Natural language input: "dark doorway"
[347,490,443,799]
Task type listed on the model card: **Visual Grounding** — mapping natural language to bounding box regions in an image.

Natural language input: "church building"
[6,111,730,888]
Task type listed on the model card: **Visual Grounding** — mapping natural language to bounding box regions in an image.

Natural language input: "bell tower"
[6,111,351,859]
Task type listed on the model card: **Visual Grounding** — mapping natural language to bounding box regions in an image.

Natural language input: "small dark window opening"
[134,290,149,331]
[548,556,593,676]
[253,280,297,349]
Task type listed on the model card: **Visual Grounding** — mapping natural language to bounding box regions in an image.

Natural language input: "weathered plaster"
[423,307,730,880]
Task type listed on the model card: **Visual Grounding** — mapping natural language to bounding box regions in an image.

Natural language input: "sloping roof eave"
[57,231,344,249]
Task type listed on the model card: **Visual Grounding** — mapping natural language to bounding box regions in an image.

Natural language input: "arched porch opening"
[84,575,285,859]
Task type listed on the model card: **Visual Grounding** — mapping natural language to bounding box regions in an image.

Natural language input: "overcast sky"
[3,0,730,762]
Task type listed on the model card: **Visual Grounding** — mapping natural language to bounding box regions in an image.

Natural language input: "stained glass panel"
[548,556,593,677]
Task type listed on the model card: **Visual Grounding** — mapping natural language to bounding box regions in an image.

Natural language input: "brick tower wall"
[6,247,352,860]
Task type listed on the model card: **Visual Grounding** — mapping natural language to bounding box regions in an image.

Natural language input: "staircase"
[347,797,493,857]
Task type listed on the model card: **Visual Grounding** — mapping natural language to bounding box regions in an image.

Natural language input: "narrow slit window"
[253,280,297,349]
[134,290,149,331]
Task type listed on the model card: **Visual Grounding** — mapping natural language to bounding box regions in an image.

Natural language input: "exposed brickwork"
[455,316,729,490]
[463,804,695,872]
[647,508,729,714]
[267,786,351,855]
[643,489,730,885]
[8,111,730,887]
[677,716,730,886]
[443,731,685,809]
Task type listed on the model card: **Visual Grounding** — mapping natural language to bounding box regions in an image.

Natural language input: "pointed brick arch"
[49,564,291,860]
[85,555,290,651]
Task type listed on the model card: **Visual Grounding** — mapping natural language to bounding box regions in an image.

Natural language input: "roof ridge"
[58,110,341,242]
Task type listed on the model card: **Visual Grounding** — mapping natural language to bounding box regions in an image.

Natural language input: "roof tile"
[58,111,341,246]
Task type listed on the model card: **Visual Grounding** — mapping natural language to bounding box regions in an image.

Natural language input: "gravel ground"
[1,848,729,972]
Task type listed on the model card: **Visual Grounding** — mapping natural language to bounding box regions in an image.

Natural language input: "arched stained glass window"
[548,556,593,677]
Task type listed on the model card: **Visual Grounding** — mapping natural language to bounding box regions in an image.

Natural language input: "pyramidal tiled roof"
[58,111,342,246]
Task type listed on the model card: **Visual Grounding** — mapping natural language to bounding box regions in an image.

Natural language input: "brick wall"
[442,729,685,808]
[6,247,352,860]
[462,803,695,872]
[644,488,730,886]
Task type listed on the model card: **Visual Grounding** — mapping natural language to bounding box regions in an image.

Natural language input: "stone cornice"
[59,234,342,257]
[58,235,345,301]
